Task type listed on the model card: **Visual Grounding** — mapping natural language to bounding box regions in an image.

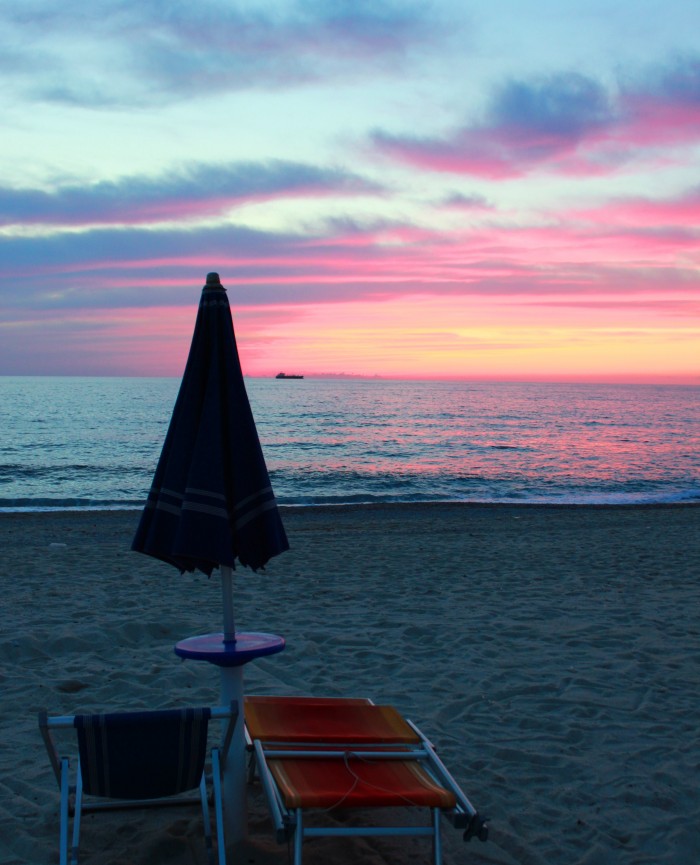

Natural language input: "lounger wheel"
[463,813,489,842]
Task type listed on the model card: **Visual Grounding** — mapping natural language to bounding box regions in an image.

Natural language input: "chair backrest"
[74,706,211,800]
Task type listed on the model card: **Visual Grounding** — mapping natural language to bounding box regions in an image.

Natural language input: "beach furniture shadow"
[244,695,488,865]
[38,702,238,865]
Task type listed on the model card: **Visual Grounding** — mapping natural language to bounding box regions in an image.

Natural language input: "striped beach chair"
[39,702,238,865]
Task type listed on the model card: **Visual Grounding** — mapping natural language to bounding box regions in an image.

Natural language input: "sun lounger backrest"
[73,706,211,799]
[245,701,420,745]
[246,695,371,706]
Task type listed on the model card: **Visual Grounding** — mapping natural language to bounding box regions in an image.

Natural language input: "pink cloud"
[572,188,700,228]
[372,57,700,178]
[373,127,558,179]
[10,218,697,310]
[616,57,700,148]
[3,226,698,380]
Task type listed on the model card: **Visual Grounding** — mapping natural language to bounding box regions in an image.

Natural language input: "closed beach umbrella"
[132,271,289,844]
[132,271,288,583]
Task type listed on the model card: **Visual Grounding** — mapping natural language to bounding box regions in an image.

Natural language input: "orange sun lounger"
[245,696,487,865]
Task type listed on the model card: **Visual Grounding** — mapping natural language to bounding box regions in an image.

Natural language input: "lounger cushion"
[246,695,371,707]
[267,755,458,809]
[245,701,420,745]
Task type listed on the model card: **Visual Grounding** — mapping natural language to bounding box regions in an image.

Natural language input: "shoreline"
[2,502,699,864]
[1,498,699,517]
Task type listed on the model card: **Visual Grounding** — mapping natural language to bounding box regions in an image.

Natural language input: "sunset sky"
[1,0,699,382]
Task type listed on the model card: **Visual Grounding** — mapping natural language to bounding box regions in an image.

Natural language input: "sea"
[0,376,698,512]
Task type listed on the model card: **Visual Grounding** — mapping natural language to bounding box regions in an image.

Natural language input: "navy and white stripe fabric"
[74,707,210,799]
[132,273,289,574]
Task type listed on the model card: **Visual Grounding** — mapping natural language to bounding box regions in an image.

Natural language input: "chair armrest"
[38,709,64,787]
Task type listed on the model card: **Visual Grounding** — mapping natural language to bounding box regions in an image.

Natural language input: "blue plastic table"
[174,630,286,843]
[174,631,285,667]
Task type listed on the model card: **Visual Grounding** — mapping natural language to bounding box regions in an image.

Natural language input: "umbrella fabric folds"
[132,273,289,576]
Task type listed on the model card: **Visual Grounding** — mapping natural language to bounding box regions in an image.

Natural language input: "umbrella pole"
[220,565,247,845]
[221,565,236,642]
[220,664,247,845]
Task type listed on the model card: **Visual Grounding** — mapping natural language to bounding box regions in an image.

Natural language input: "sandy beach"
[1,503,699,865]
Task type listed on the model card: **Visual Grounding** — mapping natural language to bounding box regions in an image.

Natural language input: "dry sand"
[1,503,699,865]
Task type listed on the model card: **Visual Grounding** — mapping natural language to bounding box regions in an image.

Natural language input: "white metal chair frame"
[39,702,238,865]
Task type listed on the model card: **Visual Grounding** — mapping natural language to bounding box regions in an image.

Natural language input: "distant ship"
[275,372,304,379]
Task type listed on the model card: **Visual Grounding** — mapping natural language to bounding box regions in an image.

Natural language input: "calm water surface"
[0,377,698,510]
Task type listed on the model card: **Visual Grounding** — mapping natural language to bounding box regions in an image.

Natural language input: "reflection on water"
[0,377,698,509]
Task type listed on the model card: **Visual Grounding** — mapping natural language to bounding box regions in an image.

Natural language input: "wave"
[2,377,698,514]
[0,497,146,512]
[4,486,698,513]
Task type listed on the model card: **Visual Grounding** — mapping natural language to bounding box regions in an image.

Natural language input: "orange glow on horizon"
[232,295,699,385]
[4,294,696,383]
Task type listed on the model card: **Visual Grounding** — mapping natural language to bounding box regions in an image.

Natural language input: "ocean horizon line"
[1,373,699,387]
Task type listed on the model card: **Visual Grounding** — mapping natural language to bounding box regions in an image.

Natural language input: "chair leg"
[211,748,227,865]
[432,808,442,865]
[246,749,257,784]
[294,808,303,865]
[59,758,70,865]
[70,764,83,865]
[200,773,214,865]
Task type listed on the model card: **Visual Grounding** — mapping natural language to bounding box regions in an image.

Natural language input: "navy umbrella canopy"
[132,272,289,576]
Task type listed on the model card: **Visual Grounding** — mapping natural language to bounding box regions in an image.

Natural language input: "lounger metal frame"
[39,702,238,865]
[245,698,487,865]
